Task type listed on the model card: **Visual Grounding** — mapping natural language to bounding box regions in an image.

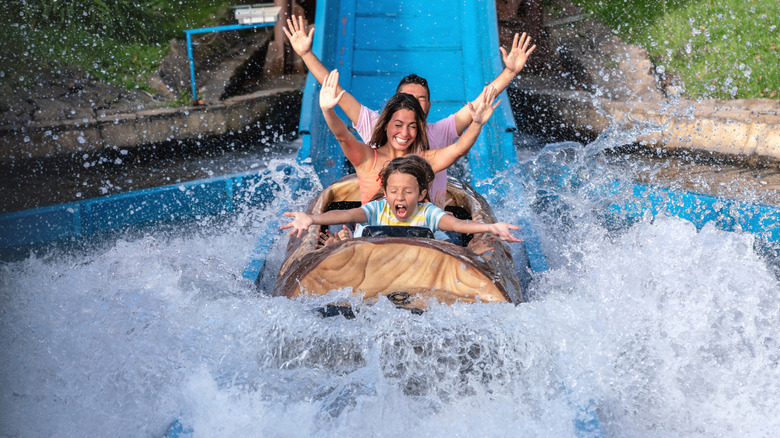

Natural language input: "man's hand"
[500,32,536,75]
[283,15,315,57]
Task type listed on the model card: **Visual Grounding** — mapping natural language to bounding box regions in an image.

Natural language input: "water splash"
[2,143,780,437]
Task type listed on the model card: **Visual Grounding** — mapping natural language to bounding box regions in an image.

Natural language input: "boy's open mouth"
[394,204,408,218]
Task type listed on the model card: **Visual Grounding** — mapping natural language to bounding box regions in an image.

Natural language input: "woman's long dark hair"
[368,93,429,154]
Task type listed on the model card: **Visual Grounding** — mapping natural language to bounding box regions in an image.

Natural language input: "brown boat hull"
[274,175,522,309]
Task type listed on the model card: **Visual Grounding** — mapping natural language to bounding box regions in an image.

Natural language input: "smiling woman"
[317,70,501,204]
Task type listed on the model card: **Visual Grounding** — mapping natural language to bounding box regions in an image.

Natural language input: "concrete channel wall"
[502,1,780,164]
[512,86,780,162]
[0,87,301,162]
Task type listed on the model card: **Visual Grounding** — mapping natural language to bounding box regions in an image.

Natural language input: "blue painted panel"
[352,48,464,79]
[347,74,398,112]
[353,16,462,50]
[0,169,284,253]
[603,181,780,245]
[355,0,447,14]
[352,51,467,101]
[81,182,232,234]
[0,205,80,247]
[429,102,466,122]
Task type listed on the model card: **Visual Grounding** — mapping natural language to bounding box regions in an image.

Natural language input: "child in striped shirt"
[281,156,522,245]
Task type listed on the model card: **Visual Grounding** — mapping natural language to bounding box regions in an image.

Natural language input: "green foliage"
[1,0,234,93]
[11,0,167,43]
[576,0,780,100]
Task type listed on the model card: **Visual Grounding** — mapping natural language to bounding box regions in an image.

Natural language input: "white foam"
[2,150,779,437]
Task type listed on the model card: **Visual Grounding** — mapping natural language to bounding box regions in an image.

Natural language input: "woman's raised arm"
[320,70,372,167]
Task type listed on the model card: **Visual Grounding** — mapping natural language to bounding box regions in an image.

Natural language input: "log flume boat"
[274,174,523,312]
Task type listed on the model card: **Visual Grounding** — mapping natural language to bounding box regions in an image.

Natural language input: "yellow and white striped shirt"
[359,199,446,232]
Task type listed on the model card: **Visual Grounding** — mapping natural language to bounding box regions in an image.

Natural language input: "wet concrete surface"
[607,148,780,207]
[0,135,299,214]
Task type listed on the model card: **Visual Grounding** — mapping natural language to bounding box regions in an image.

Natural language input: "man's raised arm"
[284,15,362,124]
[452,32,536,135]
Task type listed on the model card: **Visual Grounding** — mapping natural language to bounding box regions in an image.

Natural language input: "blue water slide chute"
[296,0,518,187]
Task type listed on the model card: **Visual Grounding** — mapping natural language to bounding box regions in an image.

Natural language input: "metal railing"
[183,4,281,101]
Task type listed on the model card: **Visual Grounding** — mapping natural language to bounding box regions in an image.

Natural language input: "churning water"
[2,134,780,438]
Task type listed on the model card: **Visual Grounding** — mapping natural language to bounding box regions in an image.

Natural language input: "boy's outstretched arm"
[281,209,367,238]
[284,15,362,124]
[452,32,536,135]
[423,86,499,173]
[438,215,523,243]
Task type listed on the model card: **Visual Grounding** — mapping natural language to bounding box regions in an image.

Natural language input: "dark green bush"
[9,0,171,42]
[1,0,234,93]
[576,0,780,100]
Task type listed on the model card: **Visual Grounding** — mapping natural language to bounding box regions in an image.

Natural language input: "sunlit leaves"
[576,0,780,100]
[1,0,233,93]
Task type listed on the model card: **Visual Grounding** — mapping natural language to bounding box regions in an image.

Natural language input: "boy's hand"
[500,32,536,75]
[489,222,523,243]
[283,15,314,57]
[319,70,346,110]
[468,85,499,125]
[281,211,314,237]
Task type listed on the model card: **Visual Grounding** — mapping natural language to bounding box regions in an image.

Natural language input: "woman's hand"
[467,234,496,256]
[468,85,499,126]
[283,15,314,57]
[433,190,453,210]
[320,70,346,110]
[281,211,314,237]
[316,225,353,248]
